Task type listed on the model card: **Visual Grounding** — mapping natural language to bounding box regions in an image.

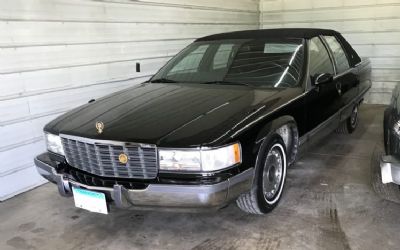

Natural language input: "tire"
[336,105,358,134]
[371,143,400,203]
[236,133,287,214]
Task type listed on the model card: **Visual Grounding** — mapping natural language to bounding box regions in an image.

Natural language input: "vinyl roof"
[195,28,339,41]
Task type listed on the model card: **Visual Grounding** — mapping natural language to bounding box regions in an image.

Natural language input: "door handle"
[336,82,342,96]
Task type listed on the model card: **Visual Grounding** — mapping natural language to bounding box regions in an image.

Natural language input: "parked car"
[372,86,400,203]
[34,28,371,214]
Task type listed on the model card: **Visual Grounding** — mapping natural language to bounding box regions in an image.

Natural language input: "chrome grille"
[61,135,158,179]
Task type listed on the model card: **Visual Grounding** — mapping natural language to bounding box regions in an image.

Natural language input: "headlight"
[45,133,65,156]
[159,143,241,172]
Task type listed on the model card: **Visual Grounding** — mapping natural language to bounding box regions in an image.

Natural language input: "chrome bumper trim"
[34,154,254,211]
[380,155,400,185]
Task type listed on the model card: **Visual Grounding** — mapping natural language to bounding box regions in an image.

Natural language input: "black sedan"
[34,28,371,214]
[373,86,400,203]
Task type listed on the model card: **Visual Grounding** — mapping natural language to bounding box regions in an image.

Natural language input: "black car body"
[381,87,400,186]
[34,28,371,214]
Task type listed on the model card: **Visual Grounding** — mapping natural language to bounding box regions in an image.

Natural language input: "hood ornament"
[95,121,104,134]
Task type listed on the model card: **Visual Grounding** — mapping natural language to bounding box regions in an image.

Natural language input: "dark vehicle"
[35,29,371,214]
[373,86,400,203]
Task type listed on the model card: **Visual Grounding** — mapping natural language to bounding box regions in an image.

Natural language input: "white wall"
[260,0,400,104]
[0,0,259,200]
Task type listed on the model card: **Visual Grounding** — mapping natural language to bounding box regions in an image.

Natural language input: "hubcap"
[350,106,358,128]
[262,145,284,201]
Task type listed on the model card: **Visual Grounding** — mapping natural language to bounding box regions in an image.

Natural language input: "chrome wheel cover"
[350,106,358,128]
[262,144,285,203]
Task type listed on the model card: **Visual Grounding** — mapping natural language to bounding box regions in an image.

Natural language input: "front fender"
[255,115,297,145]
[253,115,299,167]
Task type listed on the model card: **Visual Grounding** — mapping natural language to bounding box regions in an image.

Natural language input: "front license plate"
[72,187,108,214]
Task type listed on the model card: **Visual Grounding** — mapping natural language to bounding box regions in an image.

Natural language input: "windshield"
[151,38,304,88]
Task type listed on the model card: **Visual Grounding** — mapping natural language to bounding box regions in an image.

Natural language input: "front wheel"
[236,134,287,214]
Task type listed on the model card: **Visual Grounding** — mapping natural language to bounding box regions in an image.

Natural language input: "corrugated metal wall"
[260,0,400,104]
[0,0,259,200]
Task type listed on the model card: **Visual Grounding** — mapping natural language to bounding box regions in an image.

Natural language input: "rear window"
[264,43,301,53]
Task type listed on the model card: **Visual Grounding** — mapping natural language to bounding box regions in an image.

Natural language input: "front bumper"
[380,155,400,185]
[34,153,254,212]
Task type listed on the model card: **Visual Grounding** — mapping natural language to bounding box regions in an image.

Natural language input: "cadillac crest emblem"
[95,121,104,134]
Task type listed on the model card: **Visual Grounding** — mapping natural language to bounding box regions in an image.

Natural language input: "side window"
[309,37,334,77]
[168,45,209,75]
[324,36,350,73]
[213,44,234,70]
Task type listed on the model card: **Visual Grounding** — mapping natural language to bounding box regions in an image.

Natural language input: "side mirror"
[313,73,333,86]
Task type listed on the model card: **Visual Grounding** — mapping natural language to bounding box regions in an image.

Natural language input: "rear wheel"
[336,105,358,134]
[236,134,287,214]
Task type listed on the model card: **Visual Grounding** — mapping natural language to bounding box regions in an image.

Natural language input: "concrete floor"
[1,104,399,250]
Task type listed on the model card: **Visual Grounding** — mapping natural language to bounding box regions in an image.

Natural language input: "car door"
[305,36,342,133]
[322,35,359,120]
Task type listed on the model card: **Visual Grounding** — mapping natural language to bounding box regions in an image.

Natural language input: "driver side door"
[305,36,342,134]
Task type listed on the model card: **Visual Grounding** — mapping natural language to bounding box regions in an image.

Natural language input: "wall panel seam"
[0,137,43,153]
[0,75,152,101]
[98,0,259,13]
[0,55,174,75]
[0,38,197,49]
[342,30,400,35]
[0,19,259,25]
[261,2,400,14]
[261,17,400,24]
[0,109,69,127]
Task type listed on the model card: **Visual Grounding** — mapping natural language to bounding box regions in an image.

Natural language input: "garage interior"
[0,0,399,249]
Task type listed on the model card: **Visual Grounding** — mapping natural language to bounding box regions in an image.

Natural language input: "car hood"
[45,83,297,147]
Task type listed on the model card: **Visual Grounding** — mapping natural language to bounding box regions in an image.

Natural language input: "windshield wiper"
[149,78,179,83]
[201,80,251,87]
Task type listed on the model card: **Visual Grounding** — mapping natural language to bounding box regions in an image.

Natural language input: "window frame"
[306,36,337,91]
[321,35,352,75]
[212,43,236,70]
